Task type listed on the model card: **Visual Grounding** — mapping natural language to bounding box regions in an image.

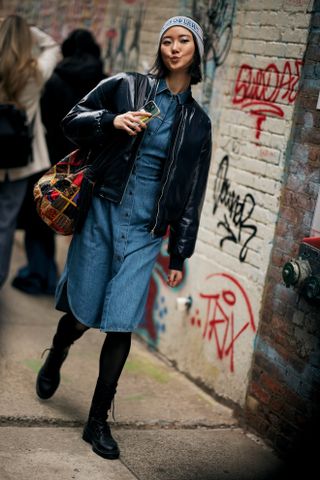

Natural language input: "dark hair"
[61,29,101,59]
[149,32,202,85]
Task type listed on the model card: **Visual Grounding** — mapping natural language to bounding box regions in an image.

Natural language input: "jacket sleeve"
[168,122,212,271]
[61,73,128,148]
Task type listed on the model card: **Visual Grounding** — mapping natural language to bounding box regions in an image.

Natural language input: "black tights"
[54,313,131,387]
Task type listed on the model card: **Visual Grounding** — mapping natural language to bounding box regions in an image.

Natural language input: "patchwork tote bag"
[33,149,93,236]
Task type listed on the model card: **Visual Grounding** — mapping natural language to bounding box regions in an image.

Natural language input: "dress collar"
[156,78,191,104]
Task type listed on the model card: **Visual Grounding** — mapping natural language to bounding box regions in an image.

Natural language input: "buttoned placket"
[110,86,181,278]
[112,170,136,275]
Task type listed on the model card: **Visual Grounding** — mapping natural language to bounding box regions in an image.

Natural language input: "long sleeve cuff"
[169,254,185,271]
[100,112,117,131]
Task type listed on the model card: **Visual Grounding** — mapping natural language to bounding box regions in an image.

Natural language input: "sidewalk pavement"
[0,233,287,480]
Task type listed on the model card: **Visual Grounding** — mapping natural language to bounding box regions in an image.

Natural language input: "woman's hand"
[167,269,183,288]
[113,111,151,136]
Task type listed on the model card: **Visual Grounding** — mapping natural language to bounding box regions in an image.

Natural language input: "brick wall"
[245,1,320,458]
[146,0,313,413]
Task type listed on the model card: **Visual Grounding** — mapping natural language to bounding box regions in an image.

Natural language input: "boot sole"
[36,379,58,399]
[82,431,120,460]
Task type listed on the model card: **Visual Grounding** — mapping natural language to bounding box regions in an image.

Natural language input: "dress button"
[129,191,133,195]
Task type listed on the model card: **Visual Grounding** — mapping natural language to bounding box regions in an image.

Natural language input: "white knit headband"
[159,16,204,58]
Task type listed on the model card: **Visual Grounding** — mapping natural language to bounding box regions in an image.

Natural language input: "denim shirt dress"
[55,79,191,332]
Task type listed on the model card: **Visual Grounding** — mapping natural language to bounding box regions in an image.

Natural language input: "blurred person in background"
[12,28,105,295]
[0,14,60,290]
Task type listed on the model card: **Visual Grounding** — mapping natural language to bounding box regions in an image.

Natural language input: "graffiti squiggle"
[213,156,257,262]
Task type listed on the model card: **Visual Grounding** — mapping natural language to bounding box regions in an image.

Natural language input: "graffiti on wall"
[213,155,257,262]
[104,0,145,74]
[3,0,146,72]
[2,0,109,44]
[187,0,237,111]
[190,272,256,372]
[232,60,303,140]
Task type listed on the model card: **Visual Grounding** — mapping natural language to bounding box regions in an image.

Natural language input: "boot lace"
[111,398,116,422]
[40,347,52,359]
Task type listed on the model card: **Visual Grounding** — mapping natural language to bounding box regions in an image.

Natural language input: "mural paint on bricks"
[190,272,256,372]
[213,155,257,262]
[180,0,237,112]
[232,60,303,140]
[138,237,188,345]
[5,0,109,43]
[104,0,145,74]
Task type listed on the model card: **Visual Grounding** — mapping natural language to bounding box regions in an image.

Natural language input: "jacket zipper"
[150,106,184,236]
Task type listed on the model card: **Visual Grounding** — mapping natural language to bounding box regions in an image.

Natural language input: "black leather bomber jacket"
[61,72,212,270]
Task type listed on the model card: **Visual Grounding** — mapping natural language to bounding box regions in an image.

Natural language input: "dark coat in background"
[41,51,106,165]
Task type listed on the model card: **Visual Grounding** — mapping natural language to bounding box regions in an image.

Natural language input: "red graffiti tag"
[190,273,255,372]
[232,60,302,139]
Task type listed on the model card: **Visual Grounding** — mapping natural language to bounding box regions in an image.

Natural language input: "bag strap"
[134,72,149,110]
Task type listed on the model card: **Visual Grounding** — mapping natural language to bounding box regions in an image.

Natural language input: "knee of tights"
[59,313,89,334]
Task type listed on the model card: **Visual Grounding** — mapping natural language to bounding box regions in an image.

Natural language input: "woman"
[36,16,212,460]
[12,28,106,295]
[0,15,60,288]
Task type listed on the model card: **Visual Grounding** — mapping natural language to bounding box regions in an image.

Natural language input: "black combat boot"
[36,345,69,399]
[82,379,120,460]
[36,313,88,399]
